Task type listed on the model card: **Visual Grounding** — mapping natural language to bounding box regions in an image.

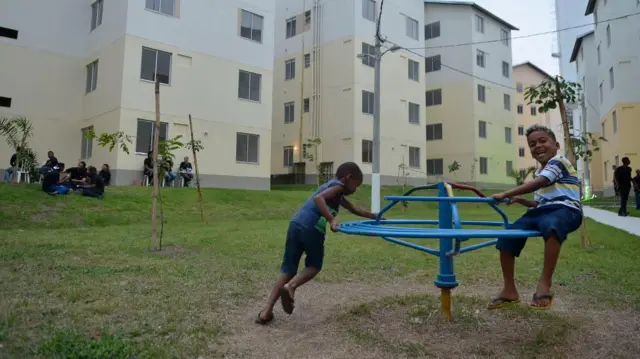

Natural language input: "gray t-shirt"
[291,179,344,233]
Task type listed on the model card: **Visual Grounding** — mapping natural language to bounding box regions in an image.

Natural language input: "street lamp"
[357,43,402,212]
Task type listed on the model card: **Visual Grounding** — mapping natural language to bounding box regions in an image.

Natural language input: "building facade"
[271,0,427,185]
[0,0,275,189]
[423,1,517,187]
[583,0,640,195]
[512,62,564,175]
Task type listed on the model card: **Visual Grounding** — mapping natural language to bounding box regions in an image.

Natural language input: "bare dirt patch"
[220,282,640,359]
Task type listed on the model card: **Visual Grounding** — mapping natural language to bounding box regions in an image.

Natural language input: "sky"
[464,0,560,75]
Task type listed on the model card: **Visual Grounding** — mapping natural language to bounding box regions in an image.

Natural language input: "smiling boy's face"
[527,130,559,165]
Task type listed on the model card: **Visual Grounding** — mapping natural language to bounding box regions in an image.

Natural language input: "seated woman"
[99,164,111,186]
[82,166,105,199]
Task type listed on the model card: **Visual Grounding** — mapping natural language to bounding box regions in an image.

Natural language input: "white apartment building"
[423,1,518,187]
[271,0,427,185]
[0,0,275,189]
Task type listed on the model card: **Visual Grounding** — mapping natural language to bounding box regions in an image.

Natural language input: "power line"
[405,11,640,50]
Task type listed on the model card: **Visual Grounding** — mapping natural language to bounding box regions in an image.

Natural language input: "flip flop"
[529,293,554,310]
[278,287,295,315]
[487,297,520,310]
[255,311,274,325]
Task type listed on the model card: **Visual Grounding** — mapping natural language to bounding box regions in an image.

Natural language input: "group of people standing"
[613,157,640,216]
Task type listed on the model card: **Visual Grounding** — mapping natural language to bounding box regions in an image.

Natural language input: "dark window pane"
[236,134,247,161]
[156,50,171,84]
[248,134,259,163]
[141,48,156,81]
[249,73,261,101]
[160,0,174,15]
[136,120,153,153]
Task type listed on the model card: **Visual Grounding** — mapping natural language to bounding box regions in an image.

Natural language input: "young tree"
[0,116,38,182]
[507,166,536,186]
[302,138,324,185]
[524,76,606,248]
[448,160,461,181]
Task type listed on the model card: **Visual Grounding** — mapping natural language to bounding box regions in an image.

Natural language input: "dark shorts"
[281,221,326,275]
[496,204,583,257]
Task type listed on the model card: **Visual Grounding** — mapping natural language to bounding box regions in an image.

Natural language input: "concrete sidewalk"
[583,206,640,236]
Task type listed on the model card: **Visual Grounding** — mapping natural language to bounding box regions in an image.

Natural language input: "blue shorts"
[281,221,326,275]
[496,204,583,257]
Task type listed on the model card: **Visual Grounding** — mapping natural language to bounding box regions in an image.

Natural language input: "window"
[408,59,419,81]
[0,97,11,108]
[612,110,617,133]
[285,59,296,80]
[0,26,18,40]
[305,11,311,26]
[475,15,484,33]
[606,24,611,47]
[361,42,376,67]
[601,122,606,138]
[502,61,509,78]
[408,102,420,124]
[140,47,171,84]
[517,104,523,114]
[91,0,104,31]
[427,159,444,175]
[479,157,488,174]
[240,10,264,43]
[236,133,259,163]
[518,147,525,157]
[406,16,419,40]
[85,60,99,93]
[609,67,614,89]
[425,55,441,73]
[304,98,310,113]
[530,106,537,116]
[597,45,601,64]
[424,21,440,40]
[518,125,524,135]
[284,102,295,124]
[476,50,485,68]
[506,160,513,175]
[426,124,443,141]
[238,70,261,102]
[516,82,523,93]
[304,53,310,68]
[477,85,486,102]
[425,89,442,106]
[500,29,509,46]
[599,82,603,103]
[283,146,294,167]
[409,147,420,168]
[145,0,175,16]
[362,139,373,163]
[81,126,94,159]
[362,0,376,22]
[136,119,168,154]
[286,17,296,38]
[504,127,512,143]
[362,90,374,115]
[503,94,511,111]
[479,120,487,138]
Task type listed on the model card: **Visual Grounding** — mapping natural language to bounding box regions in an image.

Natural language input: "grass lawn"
[1,182,640,358]
[586,194,640,217]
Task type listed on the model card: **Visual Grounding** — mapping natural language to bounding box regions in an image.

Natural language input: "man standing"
[614,157,633,217]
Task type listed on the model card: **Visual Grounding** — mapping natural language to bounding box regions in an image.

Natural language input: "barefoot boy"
[488,125,582,310]
[256,162,378,324]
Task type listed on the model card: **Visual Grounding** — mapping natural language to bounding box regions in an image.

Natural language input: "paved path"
[583,206,640,236]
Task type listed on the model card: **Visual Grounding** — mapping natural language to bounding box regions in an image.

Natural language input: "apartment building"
[570,30,604,194]
[271,0,426,185]
[423,1,517,187]
[512,62,564,175]
[583,0,640,195]
[0,0,274,189]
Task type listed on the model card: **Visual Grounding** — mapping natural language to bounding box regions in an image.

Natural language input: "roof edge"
[424,0,519,30]
[513,61,555,80]
[569,30,595,62]
[585,0,596,15]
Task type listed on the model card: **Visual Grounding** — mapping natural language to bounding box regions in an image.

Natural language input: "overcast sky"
[466,0,560,75]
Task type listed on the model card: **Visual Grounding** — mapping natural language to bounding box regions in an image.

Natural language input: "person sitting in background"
[99,164,111,186]
[62,161,88,190]
[3,148,19,182]
[162,156,177,186]
[179,156,193,187]
[43,164,70,196]
[82,166,105,199]
[143,151,154,185]
[39,151,59,174]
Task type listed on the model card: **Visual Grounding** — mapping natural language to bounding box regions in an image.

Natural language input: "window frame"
[85,59,99,94]
[504,126,512,143]
[479,157,488,174]
[406,16,419,40]
[285,58,296,80]
[425,55,441,73]
[237,70,262,102]
[503,93,511,111]
[476,49,486,68]
[236,132,260,164]
[91,0,104,31]
[140,47,172,85]
[81,126,94,159]
[135,119,169,154]
[427,158,444,175]
[145,0,176,17]
[424,21,440,40]
[286,16,297,39]
[477,84,486,103]
[425,89,442,107]
[362,90,374,115]
[283,146,294,167]
[408,102,420,124]
[362,139,373,163]
[240,9,264,43]
[426,123,443,141]
[408,59,419,81]
[409,146,420,168]
[362,0,376,22]
[475,15,485,33]
[284,101,295,124]
[479,120,487,138]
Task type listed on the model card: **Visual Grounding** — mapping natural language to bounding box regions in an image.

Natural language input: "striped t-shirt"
[533,154,582,212]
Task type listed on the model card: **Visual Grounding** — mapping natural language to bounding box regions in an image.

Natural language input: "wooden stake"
[151,77,161,251]
[188,114,205,224]
[555,78,591,248]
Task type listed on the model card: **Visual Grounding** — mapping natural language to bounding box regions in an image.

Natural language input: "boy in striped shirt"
[488,125,582,311]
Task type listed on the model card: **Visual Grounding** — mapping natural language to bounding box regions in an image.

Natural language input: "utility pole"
[371,0,385,213]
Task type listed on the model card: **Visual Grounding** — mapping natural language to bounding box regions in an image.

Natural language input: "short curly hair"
[525,124,556,142]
